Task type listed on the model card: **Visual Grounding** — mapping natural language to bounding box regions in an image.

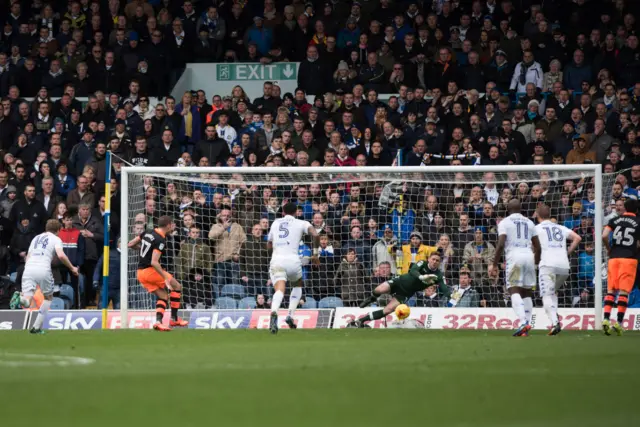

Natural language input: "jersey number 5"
[278,223,289,238]
[140,240,152,257]
[613,225,634,246]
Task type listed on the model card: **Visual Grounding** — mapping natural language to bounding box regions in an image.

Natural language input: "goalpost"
[119,165,607,330]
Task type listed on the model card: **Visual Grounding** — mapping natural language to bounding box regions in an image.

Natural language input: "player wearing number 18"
[128,216,188,331]
[601,198,640,336]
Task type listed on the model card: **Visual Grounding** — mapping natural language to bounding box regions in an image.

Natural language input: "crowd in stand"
[0,0,640,310]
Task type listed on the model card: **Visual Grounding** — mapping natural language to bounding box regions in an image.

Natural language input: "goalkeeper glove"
[419,274,438,285]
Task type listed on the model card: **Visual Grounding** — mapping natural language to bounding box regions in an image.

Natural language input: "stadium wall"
[1,309,639,331]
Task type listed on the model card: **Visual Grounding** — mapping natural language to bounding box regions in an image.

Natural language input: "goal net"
[120,165,609,328]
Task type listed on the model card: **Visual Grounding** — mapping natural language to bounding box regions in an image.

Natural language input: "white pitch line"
[0,353,95,367]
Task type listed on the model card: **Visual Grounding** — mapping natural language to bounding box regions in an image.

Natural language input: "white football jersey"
[25,232,63,270]
[268,215,311,259]
[535,220,572,269]
[498,213,537,261]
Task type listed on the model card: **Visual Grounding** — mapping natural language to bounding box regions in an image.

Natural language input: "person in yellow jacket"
[398,231,438,274]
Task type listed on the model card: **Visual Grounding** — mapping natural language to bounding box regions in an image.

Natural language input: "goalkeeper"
[350,251,450,327]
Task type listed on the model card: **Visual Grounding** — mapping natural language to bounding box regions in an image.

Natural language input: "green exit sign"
[216,63,297,81]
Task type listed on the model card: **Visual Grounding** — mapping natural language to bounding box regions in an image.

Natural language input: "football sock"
[156,299,167,323]
[271,290,284,313]
[523,297,533,324]
[288,287,302,318]
[604,293,615,320]
[359,309,385,323]
[33,299,52,330]
[617,294,628,324]
[543,295,559,325]
[510,293,526,324]
[169,291,181,321]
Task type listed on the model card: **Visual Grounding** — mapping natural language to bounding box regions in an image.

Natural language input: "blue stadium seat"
[215,297,238,309]
[302,296,317,309]
[59,285,74,309]
[318,296,343,309]
[220,284,245,300]
[9,272,16,282]
[50,298,65,310]
[407,296,417,307]
[238,297,257,309]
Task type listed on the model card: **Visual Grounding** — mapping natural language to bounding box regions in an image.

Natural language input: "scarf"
[448,286,468,307]
[184,108,192,138]
[519,60,534,85]
[201,11,217,32]
[49,69,63,78]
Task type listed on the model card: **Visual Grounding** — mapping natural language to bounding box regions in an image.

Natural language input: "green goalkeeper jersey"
[388,261,450,302]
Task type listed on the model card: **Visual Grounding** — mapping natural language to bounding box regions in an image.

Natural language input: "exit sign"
[216,63,297,81]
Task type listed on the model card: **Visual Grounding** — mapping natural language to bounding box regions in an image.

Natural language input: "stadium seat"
[220,284,245,300]
[59,285,75,309]
[318,297,343,309]
[407,297,417,307]
[238,297,257,309]
[215,297,238,309]
[50,298,65,310]
[302,296,317,309]
[9,272,16,282]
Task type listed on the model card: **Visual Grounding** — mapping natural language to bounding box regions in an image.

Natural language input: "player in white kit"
[535,205,582,335]
[491,199,541,336]
[10,220,79,334]
[267,203,319,334]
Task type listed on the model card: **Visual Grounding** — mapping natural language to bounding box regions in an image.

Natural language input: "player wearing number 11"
[601,199,640,336]
[128,216,188,331]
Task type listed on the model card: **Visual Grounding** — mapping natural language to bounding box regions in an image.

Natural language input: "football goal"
[119,165,608,329]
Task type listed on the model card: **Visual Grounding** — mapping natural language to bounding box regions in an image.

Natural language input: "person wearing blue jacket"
[563,50,592,92]
[337,19,360,50]
[93,238,121,309]
[175,92,202,154]
[244,17,273,55]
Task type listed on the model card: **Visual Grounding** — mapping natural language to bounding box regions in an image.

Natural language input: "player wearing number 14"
[601,199,640,336]
[128,216,188,331]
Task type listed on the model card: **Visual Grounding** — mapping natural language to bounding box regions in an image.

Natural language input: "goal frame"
[119,165,604,329]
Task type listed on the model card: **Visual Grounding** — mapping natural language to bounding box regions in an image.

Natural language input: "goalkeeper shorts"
[388,276,418,303]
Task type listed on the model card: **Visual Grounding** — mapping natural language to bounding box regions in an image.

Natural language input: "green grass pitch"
[0,330,638,427]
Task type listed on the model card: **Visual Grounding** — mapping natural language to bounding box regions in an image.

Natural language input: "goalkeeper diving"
[349,250,450,327]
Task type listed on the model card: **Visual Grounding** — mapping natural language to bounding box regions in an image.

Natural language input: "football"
[395,304,411,320]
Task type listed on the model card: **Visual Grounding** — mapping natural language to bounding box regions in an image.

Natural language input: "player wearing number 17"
[10,220,79,334]
[601,198,640,336]
[128,216,188,331]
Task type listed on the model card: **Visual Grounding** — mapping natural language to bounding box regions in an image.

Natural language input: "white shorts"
[269,259,303,285]
[538,266,569,297]
[22,268,55,297]
[505,256,536,289]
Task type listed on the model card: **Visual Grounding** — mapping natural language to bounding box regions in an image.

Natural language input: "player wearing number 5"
[128,216,188,331]
[535,205,582,335]
[267,203,320,334]
[601,199,640,336]
[10,220,79,334]
[491,199,541,337]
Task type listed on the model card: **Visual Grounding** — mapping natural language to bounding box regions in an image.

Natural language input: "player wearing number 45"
[601,198,640,336]
[267,203,320,334]
[491,199,541,337]
[10,220,79,334]
[534,205,582,336]
[348,251,451,328]
[128,216,188,331]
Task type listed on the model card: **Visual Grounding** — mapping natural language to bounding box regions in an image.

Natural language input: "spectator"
[177,226,214,309]
[510,49,543,94]
[240,223,271,297]
[73,202,103,308]
[398,231,437,274]
[446,271,481,308]
[208,206,246,290]
[9,184,47,234]
[298,45,331,96]
[93,238,121,309]
[333,248,367,307]
[462,227,495,284]
[564,50,592,93]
